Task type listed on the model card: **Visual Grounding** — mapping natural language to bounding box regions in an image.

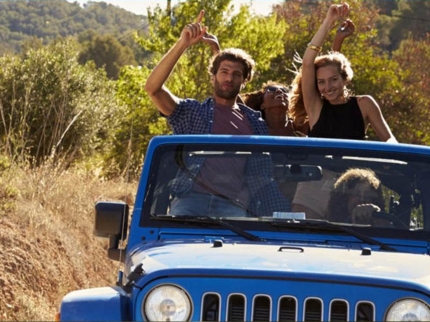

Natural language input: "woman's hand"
[326,3,350,27]
[202,31,220,54]
[336,19,355,40]
[332,19,355,51]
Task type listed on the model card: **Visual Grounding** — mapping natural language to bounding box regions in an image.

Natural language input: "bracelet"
[307,43,322,52]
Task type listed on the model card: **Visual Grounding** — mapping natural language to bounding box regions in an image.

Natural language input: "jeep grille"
[202,293,374,321]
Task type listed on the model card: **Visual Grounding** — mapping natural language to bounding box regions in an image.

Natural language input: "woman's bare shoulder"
[356,95,379,109]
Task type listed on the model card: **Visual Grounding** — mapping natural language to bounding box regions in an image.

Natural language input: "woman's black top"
[309,96,365,140]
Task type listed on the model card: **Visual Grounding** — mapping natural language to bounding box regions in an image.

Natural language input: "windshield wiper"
[151,215,264,242]
[270,220,397,252]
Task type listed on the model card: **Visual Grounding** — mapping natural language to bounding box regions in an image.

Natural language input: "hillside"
[0,0,147,55]
[0,161,136,320]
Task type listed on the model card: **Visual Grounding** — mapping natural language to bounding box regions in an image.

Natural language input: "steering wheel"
[372,211,409,229]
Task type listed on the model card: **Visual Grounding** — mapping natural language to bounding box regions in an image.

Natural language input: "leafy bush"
[0,38,122,166]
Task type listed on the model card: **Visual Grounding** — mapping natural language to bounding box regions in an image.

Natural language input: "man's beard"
[213,79,240,100]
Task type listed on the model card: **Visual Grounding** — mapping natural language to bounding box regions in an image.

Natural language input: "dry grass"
[0,161,137,321]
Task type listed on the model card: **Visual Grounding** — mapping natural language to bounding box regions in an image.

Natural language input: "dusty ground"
[0,163,136,321]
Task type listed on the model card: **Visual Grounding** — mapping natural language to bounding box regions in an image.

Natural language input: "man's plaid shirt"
[166,97,291,216]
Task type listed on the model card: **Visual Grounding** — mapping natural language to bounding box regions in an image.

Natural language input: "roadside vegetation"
[0,157,136,320]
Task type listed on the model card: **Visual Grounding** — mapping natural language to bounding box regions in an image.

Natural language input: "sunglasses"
[265,86,289,94]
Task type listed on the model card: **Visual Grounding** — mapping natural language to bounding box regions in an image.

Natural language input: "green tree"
[78,31,137,80]
[389,0,430,50]
[0,0,147,55]
[112,0,287,175]
[374,0,398,15]
[0,38,122,165]
[105,65,170,178]
[391,34,430,145]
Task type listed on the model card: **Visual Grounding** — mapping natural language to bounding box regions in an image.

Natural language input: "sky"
[69,0,282,16]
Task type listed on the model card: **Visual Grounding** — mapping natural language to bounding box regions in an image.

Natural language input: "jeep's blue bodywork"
[58,135,430,321]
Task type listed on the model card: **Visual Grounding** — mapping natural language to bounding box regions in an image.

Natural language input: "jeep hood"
[126,241,430,286]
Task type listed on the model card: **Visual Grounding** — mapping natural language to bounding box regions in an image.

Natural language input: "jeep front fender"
[59,286,130,321]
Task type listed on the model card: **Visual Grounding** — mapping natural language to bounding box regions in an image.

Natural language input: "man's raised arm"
[144,10,208,116]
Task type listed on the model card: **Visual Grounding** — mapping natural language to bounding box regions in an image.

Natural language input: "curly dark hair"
[326,168,384,223]
[208,48,255,82]
[241,81,289,120]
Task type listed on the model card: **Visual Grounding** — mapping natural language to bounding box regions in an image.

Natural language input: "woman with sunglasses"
[241,17,355,138]
[241,82,298,136]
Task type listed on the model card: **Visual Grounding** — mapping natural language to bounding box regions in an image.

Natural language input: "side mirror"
[94,201,129,261]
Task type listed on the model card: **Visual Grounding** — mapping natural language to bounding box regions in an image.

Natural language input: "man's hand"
[180,10,208,47]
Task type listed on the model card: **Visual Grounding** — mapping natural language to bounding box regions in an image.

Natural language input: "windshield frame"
[138,137,430,242]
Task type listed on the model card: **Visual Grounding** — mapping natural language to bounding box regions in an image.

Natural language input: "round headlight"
[144,285,192,321]
[385,298,430,321]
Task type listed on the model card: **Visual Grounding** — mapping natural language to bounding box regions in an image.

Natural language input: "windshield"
[141,141,430,237]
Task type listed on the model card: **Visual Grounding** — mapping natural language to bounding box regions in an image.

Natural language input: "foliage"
[0,155,17,214]
[374,0,430,51]
[0,176,18,214]
[275,0,382,88]
[337,1,429,143]
[0,0,428,174]
[389,0,430,50]
[219,5,287,88]
[78,30,137,80]
[0,0,147,55]
[391,34,430,145]
[106,65,170,178]
[274,0,430,143]
[0,161,131,320]
[374,0,398,15]
[0,38,122,165]
[111,0,287,175]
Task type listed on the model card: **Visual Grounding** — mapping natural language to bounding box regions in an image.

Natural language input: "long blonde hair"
[288,51,354,133]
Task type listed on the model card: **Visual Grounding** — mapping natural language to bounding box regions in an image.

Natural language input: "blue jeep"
[58,135,430,321]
